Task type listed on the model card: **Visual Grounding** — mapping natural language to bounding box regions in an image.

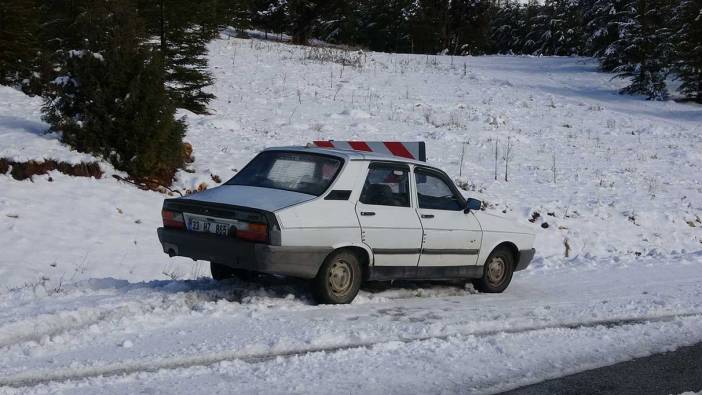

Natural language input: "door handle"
[421,214,434,219]
[360,211,376,216]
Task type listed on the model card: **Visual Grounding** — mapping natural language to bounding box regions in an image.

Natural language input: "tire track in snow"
[0,281,472,351]
[0,282,310,349]
[0,299,175,349]
[2,311,701,389]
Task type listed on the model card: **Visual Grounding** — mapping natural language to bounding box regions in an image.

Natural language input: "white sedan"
[158,145,536,304]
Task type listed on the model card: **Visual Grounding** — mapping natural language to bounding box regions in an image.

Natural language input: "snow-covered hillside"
[1,34,701,393]
[3,35,701,287]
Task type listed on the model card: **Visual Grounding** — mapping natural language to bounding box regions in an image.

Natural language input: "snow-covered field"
[1,33,701,393]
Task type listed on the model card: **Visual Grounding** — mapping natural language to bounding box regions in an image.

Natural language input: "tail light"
[162,209,185,229]
[236,222,268,242]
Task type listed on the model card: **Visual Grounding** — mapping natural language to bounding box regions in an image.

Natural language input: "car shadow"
[71,275,475,305]
[362,279,470,293]
[75,275,316,304]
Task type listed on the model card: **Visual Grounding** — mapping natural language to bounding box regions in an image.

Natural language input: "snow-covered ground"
[1,33,701,393]
[1,257,702,393]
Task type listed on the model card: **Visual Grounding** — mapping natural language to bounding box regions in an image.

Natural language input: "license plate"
[189,218,231,236]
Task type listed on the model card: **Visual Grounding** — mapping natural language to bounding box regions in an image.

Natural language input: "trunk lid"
[179,185,316,212]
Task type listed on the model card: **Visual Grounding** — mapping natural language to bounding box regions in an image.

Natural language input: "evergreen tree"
[217,0,254,34]
[314,0,362,46]
[585,0,631,70]
[38,0,85,80]
[138,0,215,114]
[250,0,289,38]
[449,0,494,55]
[613,0,673,100]
[42,0,185,183]
[406,0,451,53]
[195,0,227,41]
[286,0,336,45]
[0,0,41,94]
[491,1,526,54]
[525,0,585,55]
[523,1,549,54]
[671,0,702,102]
[555,0,587,55]
[596,1,637,71]
[355,0,413,53]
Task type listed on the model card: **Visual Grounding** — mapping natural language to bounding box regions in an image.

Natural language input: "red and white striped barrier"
[311,141,426,162]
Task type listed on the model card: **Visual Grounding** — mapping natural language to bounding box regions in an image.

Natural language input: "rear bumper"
[515,248,535,271]
[157,227,330,279]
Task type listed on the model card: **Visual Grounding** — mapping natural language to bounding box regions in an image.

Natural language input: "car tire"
[472,248,514,293]
[313,250,362,304]
[210,262,253,281]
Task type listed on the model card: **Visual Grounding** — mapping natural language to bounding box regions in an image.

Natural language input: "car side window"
[415,169,463,211]
[360,164,410,207]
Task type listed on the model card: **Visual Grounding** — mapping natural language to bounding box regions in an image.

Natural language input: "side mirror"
[464,198,482,213]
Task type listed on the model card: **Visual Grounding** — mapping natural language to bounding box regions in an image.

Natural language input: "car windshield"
[226,151,343,196]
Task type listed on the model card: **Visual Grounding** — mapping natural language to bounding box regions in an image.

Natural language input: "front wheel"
[472,248,514,293]
[312,250,362,304]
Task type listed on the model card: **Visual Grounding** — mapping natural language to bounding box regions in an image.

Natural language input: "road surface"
[505,341,702,395]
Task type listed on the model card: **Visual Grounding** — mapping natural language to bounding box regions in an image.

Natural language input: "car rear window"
[226,151,343,196]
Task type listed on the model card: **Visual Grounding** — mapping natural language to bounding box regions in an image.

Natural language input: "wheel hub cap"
[486,257,506,285]
[329,260,352,295]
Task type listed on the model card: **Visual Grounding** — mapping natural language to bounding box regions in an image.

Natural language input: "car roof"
[264,145,441,170]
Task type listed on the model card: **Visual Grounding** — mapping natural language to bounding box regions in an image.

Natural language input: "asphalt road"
[503,342,702,395]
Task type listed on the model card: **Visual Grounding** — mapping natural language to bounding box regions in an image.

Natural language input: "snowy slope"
[1,33,702,393]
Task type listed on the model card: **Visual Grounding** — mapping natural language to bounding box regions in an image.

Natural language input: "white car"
[158,145,536,304]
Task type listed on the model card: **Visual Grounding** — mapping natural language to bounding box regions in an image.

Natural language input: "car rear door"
[414,167,482,267]
[355,162,423,267]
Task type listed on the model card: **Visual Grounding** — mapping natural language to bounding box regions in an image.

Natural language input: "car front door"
[355,163,423,267]
[414,168,482,267]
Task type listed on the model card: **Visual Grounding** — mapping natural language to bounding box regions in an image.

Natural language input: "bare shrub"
[302,47,366,68]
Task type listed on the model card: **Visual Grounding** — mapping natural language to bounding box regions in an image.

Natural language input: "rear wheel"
[472,248,514,293]
[312,250,362,304]
[210,262,254,281]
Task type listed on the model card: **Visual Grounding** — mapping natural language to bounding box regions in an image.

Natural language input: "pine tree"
[42,0,185,183]
[585,0,631,70]
[355,0,413,53]
[613,0,672,100]
[38,0,97,95]
[406,0,451,54]
[194,0,226,41]
[138,0,215,114]
[162,3,216,114]
[520,0,542,54]
[449,0,494,55]
[118,55,186,181]
[524,1,551,54]
[491,1,526,54]
[314,0,362,46]
[555,0,586,55]
[219,0,254,35]
[251,0,289,38]
[672,0,702,102]
[0,0,41,94]
[286,0,335,45]
[596,1,637,71]
[525,0,585,55]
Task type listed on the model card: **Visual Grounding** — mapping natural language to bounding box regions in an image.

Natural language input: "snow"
[0,88,99,164]
[1,33,701,392]
[1,257,701,393]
